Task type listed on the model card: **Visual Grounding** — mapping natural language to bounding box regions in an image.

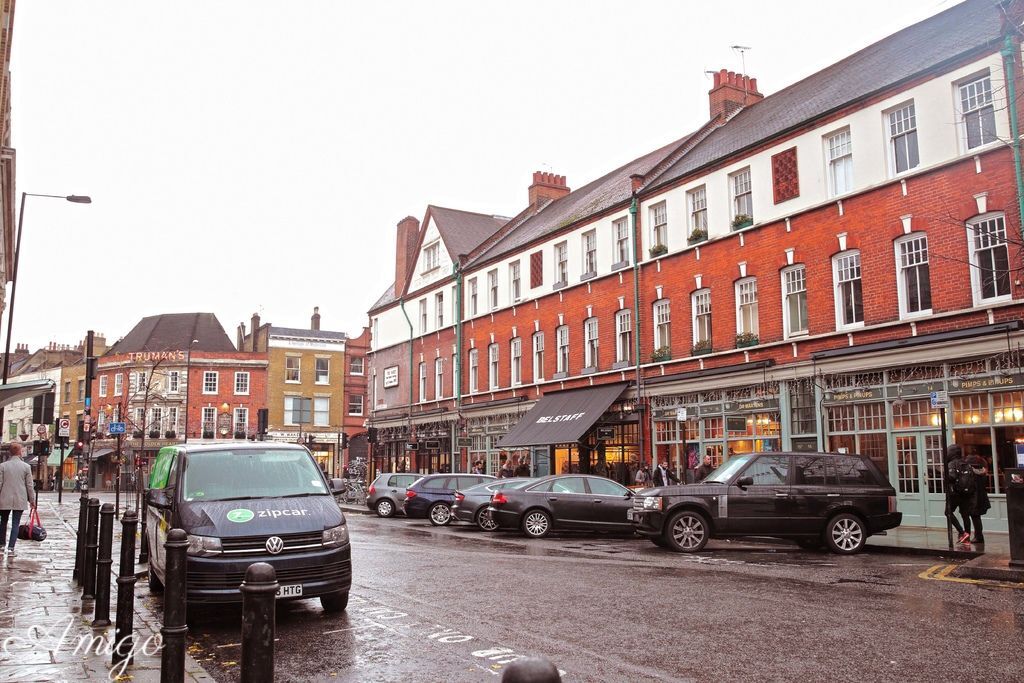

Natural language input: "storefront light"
[930,414,940,427]
[1014,408,1023,422]
[994,410,1004,423]
[970,413,981,424]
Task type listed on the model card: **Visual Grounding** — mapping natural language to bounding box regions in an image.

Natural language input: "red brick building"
[368,0,1024,531]
[88,313,267,489]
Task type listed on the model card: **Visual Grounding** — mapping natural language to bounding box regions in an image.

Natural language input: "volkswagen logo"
[265,536,284,555]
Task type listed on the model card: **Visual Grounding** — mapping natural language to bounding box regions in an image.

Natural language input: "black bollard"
[81,498,101,600]
[92,503,115,627]
[138,489,149,564]
[74,485,89,584]
[160,529,189,683]
[112,510,138,667]
[501,657,562,682]
[240,562,278,683]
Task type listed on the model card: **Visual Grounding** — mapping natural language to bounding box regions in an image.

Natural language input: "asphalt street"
[181,514,1024,683]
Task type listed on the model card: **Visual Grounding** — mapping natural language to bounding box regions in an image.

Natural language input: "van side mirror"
[735,476,754,489]
[330,478,345,493]
[146,488,171,510]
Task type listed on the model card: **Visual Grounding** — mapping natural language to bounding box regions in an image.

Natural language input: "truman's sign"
[127,351,187,363]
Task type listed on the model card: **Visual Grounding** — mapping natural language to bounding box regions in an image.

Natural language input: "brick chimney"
[311,306,321,331]
[709,69,763,121]
[528,172,570,207]
[394,216,420,297]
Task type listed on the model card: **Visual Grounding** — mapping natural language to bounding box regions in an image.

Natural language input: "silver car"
[367,473,420,517]
[451,478,534,530]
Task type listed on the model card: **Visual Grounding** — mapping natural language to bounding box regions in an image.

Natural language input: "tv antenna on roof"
[730,46,753,103]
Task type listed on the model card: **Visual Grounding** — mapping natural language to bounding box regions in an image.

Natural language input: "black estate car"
[630,452,901,554]
[404,474,495,525]
[488,474,635,538]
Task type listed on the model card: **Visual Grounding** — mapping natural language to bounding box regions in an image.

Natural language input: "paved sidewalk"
[0,492,213,682]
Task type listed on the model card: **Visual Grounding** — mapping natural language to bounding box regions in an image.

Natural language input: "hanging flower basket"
[731,214,753,230]
[736,332,759,348]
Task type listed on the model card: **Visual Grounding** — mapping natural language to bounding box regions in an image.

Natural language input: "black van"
[145,442,351,612]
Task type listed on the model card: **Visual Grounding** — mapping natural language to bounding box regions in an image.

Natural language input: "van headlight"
[186,534,223,556]
[641,496,664,511]
[323,524,349,547]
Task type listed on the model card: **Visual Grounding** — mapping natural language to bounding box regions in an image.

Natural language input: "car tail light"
[406,489,417,499]
[368,485,376,495]
[491,492,508,505]
[888,495,897,513]
[455,492,465,503]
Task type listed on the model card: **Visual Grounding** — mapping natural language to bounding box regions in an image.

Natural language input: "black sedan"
[452,478,534,530]
[487,474,635,538]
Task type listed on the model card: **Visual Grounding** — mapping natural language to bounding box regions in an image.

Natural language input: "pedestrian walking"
[652,461,678,487]
[514,458,530,477]
[635,465,650,487]
[964,449,992,544]
[944,445,976,544]
[0,443,37,556]
[695,455,715,482]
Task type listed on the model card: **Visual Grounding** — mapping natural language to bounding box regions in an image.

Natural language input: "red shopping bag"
[17,506,46,542]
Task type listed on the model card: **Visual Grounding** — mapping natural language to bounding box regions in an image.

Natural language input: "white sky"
[10,0,954,351]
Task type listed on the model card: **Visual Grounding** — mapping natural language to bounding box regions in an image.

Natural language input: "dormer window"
[422,241,440,273]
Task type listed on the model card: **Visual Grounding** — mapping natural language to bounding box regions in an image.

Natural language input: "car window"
[835,456,876,486]
[495,479,533,491]
[387,475,412,487]
[149,448,177,489]
[587,478,630,495]
[528,480,554,493]
[739,456,790,486]
[551,477,587,494]
[421,477,449,490]
[793,456,833,485]
[456,476,483,489]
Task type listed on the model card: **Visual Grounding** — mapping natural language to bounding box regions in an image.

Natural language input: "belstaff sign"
[535,412,585,424]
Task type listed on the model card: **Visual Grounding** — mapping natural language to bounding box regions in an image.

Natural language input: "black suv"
[630,452,901,554]
[403,474,495,526]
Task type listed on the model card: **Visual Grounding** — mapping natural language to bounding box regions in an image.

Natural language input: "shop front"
[496,383,632,481]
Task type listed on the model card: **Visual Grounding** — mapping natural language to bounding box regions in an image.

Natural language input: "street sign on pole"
[36,424,47,437]
[930,390,949,408]
[108,422,126,435]
[58,418,71,438]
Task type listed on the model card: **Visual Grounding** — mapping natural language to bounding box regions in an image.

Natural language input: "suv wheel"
[376,499,396,518]
[825,513,866,554]
[321,591,349,613]
[428,503,452,526]
[664,510,709,553]
[521,509,551,538]
[475,507,498,531]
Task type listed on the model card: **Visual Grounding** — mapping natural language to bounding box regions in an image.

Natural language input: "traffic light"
[367,427,378,444]
[341,432,349,450]
[72,441,84,457]
[306,433,316,447]
[40,440,51,456]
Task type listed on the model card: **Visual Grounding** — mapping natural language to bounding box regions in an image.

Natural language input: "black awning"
[496,382,628,449]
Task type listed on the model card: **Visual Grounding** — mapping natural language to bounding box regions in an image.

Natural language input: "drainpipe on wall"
[398,298,415,455]
[1001,33,1024,239]
[453,258,464,472]
[629,194,646,466]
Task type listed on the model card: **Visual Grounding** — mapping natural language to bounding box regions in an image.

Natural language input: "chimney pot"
[708,68,763,121]
[311,306,321,331]
[528,170,571,207]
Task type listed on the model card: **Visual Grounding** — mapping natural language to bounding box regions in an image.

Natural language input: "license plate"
[276,584,303,598]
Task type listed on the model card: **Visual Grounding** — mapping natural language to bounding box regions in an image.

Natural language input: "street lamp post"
[0,193,91,440]
[182,339,199,443]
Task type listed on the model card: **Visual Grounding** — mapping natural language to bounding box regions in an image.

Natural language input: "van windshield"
[182,449,328,501]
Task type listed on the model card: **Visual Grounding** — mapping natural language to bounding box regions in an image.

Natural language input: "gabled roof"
[428,205,509,261]
[647,0,1004,191]
[107,313,236,355]
[470,133,693,265]
[371,206,508,312]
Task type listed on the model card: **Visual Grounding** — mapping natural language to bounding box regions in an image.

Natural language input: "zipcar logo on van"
[257,509,310,519]
[536,412,585,424]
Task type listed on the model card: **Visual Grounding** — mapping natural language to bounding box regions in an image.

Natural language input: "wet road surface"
[182,514,1024,682]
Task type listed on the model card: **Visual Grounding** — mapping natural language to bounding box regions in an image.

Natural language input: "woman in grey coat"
[0,442,36,555]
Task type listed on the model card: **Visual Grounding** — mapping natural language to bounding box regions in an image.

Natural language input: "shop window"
[858,432,889,480]
[891,399,936,429]
[992,391,1024,423]
[953,394,988,426]
[703,417,724,440]
[827,405,855,433]
[789,383,816,435]
[857,402,886,431]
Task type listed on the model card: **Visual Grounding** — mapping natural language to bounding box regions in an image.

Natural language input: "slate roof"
[270,326,348,341]
[647,0,1004,191]
[430,206,509,261]
[107,313,236,355]
[470,134,693,264]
